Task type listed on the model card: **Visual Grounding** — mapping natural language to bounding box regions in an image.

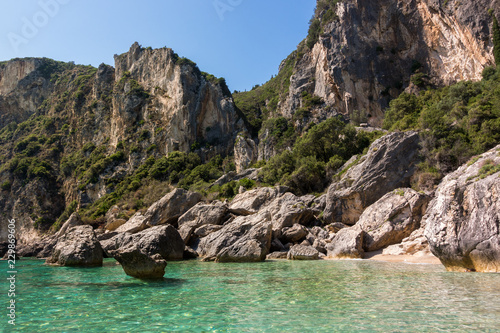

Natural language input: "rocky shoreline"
[5,131,499,278]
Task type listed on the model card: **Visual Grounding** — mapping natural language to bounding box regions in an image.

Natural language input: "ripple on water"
[3,258,500,332]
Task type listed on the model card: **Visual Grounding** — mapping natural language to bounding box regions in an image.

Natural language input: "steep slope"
[0,43,244,243]
[235,0,498,161]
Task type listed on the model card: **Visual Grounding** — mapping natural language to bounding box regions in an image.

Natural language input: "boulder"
[228,186,286,215]
[55,212,83,238]
[113,250,167,279]
[323,131,421,225]
[104,205,127,231]
[197,211,272,262]
[266,251,288,260]
[265,192,316,233]
[383,227,431,256]
[287,244,320,260]
[357,188,430,252]
[144,188,202,227]
[108,225,185,279]
[114,212,148,234]
[107,225,185,261]
[46,225,103,267]
[279,224,308,244]
[193,224,224,238]
[326,226,365,259]
[177,201,228,227]
[424,146,500,272]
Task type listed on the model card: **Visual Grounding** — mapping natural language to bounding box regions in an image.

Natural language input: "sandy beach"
[364,250,442,265]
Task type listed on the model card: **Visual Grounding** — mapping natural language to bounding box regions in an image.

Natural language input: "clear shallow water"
[2,259,500,332]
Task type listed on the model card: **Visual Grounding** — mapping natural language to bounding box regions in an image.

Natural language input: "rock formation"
[46,225,103,267]
[323,131,421,225]
[424,146,500,272]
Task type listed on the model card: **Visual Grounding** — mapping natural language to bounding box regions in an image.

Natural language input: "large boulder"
[46,225,103,267]
[326,226,365,259]
[177,201,228,227]
[228,186,286,215]
[177,201,228,244]
[424,147,500,272]
[323,131,421,225]
[104,205,127,231]
[357,188,430,252]
[106,225,185,261]
[114,212,147,234]
[108,225,185,279]
[265,192,316,234]
[383,227,431,256]
[287,244,320,260]
[144,188,202,227]
[197,211,272,262]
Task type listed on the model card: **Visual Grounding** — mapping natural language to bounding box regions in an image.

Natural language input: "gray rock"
[197,211,272,262]
[46,225,103,267]
[107,225,185,261]
[287,244,320,260]
[114,212,147,234]
[193,224,224,238]
[228,186,283,215]
[234,131,258,172]
[325,223,348,233]
[178,221,199,245]
[113,250,167,279]
[55,212,83,238]
[144,188,202,227]
[323,131,421,225]
[357,188,430,252]
[327,226,365,259]
[104,205,127,231]
[424,146,500,272]
[266,192,316,233]
[280,224,308,244]
[266,251,288,260]
[178,201,228,227]
[383,227,431,256]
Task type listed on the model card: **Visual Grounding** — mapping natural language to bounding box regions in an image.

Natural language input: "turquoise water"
[2,259,500,332]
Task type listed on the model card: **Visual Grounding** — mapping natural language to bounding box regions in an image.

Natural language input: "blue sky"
[0,0,316,92]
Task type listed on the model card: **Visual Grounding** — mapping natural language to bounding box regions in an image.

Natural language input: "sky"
[0,0,316,92]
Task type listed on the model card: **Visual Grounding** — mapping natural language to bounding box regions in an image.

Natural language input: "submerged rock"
[424,146,500,272]
[46,225,103,267]
[287,244,320,260]
[108,225,184,279]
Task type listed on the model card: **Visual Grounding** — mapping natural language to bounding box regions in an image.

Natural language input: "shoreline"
[364,250,442,265]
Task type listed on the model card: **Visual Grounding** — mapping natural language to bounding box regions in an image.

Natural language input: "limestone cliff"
[234,0,498,140]
[0,44,244,244]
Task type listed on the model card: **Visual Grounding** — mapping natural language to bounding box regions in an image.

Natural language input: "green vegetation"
[492,13,500,66]
[233,51,297,134]
[260,117,382,194]
[383,67,500,189]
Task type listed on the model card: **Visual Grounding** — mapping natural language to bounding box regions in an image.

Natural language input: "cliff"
[0,44,244,244]
[235,0,498,161]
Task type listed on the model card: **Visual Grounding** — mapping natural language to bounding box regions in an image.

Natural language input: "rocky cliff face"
[277,0,497,127]
[0,44,244,244]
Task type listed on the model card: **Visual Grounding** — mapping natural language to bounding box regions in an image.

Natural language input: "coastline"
[364,250,442,265]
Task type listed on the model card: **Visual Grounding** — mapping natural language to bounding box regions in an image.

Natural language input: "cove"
[3,259,500,332]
